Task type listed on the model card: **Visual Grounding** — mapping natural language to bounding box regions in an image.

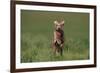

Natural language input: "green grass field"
[21,10,89,63]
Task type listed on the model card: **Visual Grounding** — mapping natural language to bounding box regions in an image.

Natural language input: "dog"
[52,20,64,56]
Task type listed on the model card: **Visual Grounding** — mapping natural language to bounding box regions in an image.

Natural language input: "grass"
[21,10,89,63]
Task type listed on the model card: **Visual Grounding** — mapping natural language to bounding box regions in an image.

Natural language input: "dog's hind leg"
[60,48,63,56]
[58,47,63,56]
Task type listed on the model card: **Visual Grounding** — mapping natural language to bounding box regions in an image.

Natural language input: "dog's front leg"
[60,43,64,56]
[52,31,58,55]
[52,42,57,55]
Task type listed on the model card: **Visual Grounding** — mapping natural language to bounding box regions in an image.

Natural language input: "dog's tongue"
[56,32,61,36]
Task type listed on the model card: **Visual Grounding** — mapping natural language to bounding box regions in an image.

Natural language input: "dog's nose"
[58,28,60,30]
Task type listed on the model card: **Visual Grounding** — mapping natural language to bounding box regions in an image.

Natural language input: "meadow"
[21,10,89,63]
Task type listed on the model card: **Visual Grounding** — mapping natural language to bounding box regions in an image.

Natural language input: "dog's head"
[54,20,64,31]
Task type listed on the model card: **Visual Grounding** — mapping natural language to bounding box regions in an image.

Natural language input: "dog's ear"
[61,20,64,25]
[54,21,58,25]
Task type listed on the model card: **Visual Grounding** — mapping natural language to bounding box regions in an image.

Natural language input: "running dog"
[52,20,64,56]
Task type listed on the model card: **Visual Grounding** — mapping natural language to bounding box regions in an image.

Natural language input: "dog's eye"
[62,24,64,26]
[56,25,59,26]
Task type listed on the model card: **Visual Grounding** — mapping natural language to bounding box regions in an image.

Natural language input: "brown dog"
[52,20,64,56]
